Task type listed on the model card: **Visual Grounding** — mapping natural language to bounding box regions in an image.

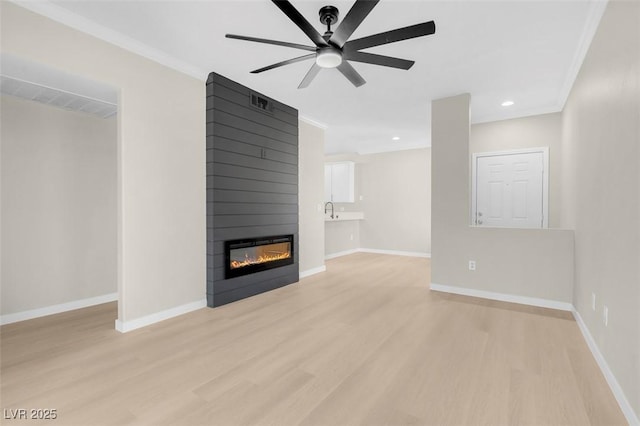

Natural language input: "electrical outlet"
[359,195,364,201]
[592,293,596,311]
[468,260,476,271]
[603,306,608,326]
[350,234,354,241]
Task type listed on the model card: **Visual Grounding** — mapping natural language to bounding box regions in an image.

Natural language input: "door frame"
[471,147,549,228]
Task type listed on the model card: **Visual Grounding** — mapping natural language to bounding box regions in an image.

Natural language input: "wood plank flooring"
[0,253,626,425]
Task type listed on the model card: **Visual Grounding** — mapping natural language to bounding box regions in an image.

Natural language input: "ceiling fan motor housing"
[319,5,339,27]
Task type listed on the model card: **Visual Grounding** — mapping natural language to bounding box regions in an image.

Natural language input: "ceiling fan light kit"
[316,47,342,68]
[226,0,436,88]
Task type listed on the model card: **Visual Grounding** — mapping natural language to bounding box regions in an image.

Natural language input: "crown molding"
[356,142,430,156]
[474,0,607,126]
[10,0,208,81]
[299,115,328,129]
[472,104,563,125]
[555,0,609,111]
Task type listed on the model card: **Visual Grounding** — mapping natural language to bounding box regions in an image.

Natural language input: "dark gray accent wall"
[206,72,299,307]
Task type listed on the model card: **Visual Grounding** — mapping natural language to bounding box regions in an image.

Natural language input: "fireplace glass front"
[224,235,294,279]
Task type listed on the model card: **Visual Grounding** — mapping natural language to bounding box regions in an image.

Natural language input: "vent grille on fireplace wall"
[249,92,273,113]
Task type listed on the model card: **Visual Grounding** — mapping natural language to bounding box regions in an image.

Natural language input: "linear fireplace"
[225,235,294,279]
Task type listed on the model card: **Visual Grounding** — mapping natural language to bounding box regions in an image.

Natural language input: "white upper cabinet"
[324,165,333,202]
[325,161,355,203]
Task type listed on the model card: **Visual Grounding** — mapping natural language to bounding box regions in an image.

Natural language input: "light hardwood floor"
[1,253,626,425]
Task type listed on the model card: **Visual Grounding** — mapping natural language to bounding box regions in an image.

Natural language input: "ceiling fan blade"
[337,61,366,87]
[345,21,436,51]
[329,0,380,48]
[226,34,316,52]
[298,63,321,89]
[343,51,414,70]
[251,54,316,74]
[272,0,328,47]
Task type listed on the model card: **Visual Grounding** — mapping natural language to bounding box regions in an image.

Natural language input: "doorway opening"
[0,53,119,327]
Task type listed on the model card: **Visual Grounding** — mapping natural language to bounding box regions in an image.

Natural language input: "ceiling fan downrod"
[319,5,339,36]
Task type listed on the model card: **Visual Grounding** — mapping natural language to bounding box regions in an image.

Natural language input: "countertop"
[324,211,364,222]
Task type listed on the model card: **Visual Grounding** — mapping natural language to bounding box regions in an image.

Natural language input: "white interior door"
[473,149,547,228]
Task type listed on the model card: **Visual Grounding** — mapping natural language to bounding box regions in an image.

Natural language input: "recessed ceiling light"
[501,100,515,107]
[392,136,400,141]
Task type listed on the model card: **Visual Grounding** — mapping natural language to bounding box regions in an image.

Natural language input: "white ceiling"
[15,0,606,154]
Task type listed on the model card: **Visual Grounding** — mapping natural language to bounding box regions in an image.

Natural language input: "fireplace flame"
[230,251,291,269]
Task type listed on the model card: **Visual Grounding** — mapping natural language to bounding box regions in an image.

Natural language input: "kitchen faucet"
[324,201,334,219]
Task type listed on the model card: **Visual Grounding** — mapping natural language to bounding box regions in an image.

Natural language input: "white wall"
[1,95,116,315]
[561,0,640,419]
[324,149,431,257]
[471,113,563,227]
[325,220,360,257]
[298,120,326,276]
[431,94,574,305]
[1,3,206,327]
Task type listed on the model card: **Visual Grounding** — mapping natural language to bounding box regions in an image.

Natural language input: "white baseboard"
[430,282,638,424]
[325,249,359,260]
[358,248,431,258]
[0,292,118,325]
[115,298,207,333]
[299,265,326,279]
[429,283,573,311]
[325,248,430,260]
[572,310,640,425]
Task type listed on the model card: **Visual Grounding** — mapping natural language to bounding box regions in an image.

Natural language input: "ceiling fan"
[226,0,436,89]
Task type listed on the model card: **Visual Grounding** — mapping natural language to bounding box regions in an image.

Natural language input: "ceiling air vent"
[249,92,273,113]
